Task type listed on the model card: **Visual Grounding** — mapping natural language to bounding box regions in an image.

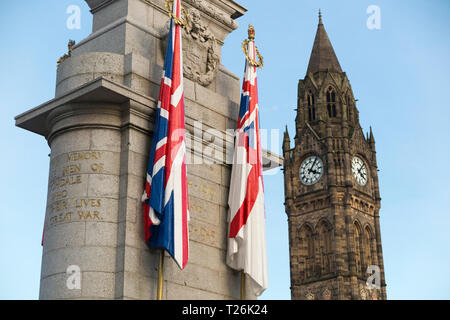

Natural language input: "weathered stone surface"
[56,53,125,97]
[41,246,117,278]
[17,0,255,300]
[284,16,386,300]
[81,271,115,299]
[40,273,82,300]
[42,221,86,254]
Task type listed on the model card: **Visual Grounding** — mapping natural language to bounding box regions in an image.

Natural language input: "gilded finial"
[242,24,264,68]
[319,9,323,25]
[248,24,255,41]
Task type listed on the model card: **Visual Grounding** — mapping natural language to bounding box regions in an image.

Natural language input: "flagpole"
[157,250,165,300]
[240,270,246,300]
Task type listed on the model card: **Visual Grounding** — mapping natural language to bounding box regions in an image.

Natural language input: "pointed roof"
[283,125,290,141]
[306,10,343,74]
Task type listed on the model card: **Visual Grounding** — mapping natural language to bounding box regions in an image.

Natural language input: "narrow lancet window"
[307,91,316,121]
[327,87,337,118]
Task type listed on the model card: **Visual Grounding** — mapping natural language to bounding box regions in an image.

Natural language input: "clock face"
[299,155,324,185]
[352,156,368,186]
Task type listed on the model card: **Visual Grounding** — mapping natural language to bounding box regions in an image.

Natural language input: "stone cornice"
[15,77,156,137]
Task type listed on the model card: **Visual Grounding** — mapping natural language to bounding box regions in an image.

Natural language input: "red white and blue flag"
[142,0,189,270]
[226,38,268,296]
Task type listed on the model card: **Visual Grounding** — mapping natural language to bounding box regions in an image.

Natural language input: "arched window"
[326,87,337,118]
[317,220,333,275]
[353,222,362,274]
[299,225,315,281]
[307,91,316,121]
[363,226,374,271]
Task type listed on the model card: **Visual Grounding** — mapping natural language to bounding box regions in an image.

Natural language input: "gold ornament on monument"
[242,24,264,69]
[164,0,188,26]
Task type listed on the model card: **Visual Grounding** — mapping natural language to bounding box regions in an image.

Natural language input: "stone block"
[81,271,115,299]
[128,150,148,178]
[221,165,231,187]
[187,163,222,186]
[87,174,120,198]
[189,241,228,272]
[117,270,158,300]
[90,128,122,153]
[195,82,236,119]
[46,196,118,227]
[189,218,224,249]
[165,281,227,300]
[125,73,152,96]
[189,195,220,226]
[127,0,154,30]
[49,151,120,181]
[122,245,141,275]
[125,173,146,201]
[215,67,241,104]
[184,78,195,101]
[185,99,227,131]
[43,221,85,254]
[124,52,151,80]
[50,130,91,158]
[91,0,128,32]
[127,128,152,154]
[40,272,82,300]
[187,173,220,204]
[218,269,241,299]
[75,23,127,56]
[152,3,171,32]
[85,221,118,246]
[41,246,117,278]
[125,23,156,60]
[164,260,221,294]
[118,196,138,224]
[50,109,122,136]
[56,52,125,96]
[139,247,160,278]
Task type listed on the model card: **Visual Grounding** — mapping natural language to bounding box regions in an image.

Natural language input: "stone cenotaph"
[15,0,281,300]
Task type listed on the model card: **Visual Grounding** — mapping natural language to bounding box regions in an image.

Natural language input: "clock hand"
[357,165,364,175]
[356,165,367,181]
[309,158,318,173]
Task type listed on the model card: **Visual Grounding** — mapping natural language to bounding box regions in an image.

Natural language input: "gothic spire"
[283,126,291,152]
[306,10,343,75]
[369,126,375,143]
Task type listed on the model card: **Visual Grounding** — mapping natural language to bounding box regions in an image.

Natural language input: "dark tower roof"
[306,10,343,74]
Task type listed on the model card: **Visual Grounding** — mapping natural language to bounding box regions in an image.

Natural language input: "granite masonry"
[15,0,281,300]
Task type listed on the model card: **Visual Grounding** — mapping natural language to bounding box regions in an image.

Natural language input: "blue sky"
[1,0,449,300]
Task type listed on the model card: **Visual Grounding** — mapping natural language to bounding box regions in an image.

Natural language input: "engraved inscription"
[46,150,111,227]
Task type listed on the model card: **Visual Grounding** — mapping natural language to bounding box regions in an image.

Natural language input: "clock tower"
[283,12,387,300]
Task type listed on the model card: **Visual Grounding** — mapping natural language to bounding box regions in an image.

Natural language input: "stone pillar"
[41,103,122,299]
[16,0,280,300]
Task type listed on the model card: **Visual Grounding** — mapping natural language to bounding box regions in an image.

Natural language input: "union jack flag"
[142,0,189,270]
[226,31,268,296]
